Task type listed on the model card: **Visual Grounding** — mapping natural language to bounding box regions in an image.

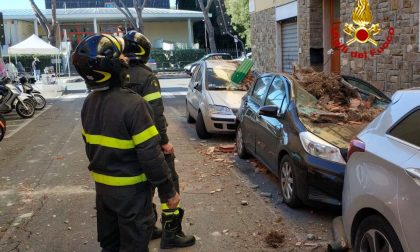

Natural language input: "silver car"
[331,89,420,252]
[186,60,247,139]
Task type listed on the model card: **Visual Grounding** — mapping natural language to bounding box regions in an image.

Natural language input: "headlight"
[208,105,234,115]
[299,132,346,164]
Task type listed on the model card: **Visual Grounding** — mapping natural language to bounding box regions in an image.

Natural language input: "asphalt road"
[0,78,338,251]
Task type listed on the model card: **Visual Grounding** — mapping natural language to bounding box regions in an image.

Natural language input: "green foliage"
[225,0,251,48]
[150,49,207,70]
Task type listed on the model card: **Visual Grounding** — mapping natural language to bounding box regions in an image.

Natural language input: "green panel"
[230,59,254,84]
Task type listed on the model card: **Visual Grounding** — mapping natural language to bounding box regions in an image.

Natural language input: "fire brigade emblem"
[344,0,381,46]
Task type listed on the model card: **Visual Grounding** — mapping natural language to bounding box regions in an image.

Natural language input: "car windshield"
[206,65,238,91]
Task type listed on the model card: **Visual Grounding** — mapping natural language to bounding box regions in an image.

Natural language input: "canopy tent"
[8,34,59,55]
[8,34,61,82]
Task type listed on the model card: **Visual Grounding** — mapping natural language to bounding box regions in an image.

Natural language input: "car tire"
[354,215,403,252]
[186,102,195,124]
[279,155,301,208]
[236,124,249,159]
[196,111,211,139]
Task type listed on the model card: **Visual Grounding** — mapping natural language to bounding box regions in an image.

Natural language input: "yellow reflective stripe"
[82,129,134,149]
[161,203,180,215]
[143,92,161,102]
[132,126,159,145]
[103,34,121,52]
[91,172,147,186]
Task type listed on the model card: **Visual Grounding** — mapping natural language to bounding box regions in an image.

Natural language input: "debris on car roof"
[292,66,385,124]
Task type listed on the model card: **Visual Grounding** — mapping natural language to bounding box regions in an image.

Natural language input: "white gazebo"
[8,34,61,80]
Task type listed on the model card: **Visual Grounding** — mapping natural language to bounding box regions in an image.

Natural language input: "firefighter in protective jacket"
[72,34,180,252]
[122,30,195,249]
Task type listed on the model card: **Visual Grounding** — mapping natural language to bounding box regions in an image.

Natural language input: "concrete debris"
[206,147,215,155]
[218,144,235,153]
[307,234,316,241]
[250,184,259,189]
[67,227,72,230]
[222,229,229,234]
[211,231,222,237]
[241,200,249,206]
[303,242,318,246]
[296,242,302,246]
[260,192,272,198]
[216,189,222,192]
[265,231,285,248]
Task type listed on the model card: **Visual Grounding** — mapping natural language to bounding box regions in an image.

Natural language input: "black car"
[184,53,233,75]
[236,73,390,208]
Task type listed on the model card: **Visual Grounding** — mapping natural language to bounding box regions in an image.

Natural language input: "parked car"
[236,73,390,208]
[0,114,6,142]
[330,89,420,252]
[186,60,246,139]
[184,53,233,75]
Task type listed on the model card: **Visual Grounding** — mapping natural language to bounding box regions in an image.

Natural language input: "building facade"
[1,8,203,55]
[250,0,420,92]
[45,0,170,9]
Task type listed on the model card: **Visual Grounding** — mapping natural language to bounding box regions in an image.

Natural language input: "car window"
[265,77,288,110]
[342,76,388,100]
[192,65,203,91]
[388,109,420,148]
[251,76,272,104]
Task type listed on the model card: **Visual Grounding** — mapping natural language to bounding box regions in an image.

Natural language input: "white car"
[331,89,420,252]
[186,60,247,139]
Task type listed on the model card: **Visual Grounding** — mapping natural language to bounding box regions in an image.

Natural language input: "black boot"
[160,208,196,249]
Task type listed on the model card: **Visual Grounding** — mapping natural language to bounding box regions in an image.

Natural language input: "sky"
[2,0,176,9]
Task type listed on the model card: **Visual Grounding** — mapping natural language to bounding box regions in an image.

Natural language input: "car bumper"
[203,114,237,134]
[295,153,345,205]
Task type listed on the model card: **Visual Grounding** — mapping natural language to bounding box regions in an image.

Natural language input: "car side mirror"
[259,106,280,118]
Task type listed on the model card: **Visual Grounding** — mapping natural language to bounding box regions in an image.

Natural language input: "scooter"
[0,82,36,119]
[18,76,46,110]
[0,113,5,142]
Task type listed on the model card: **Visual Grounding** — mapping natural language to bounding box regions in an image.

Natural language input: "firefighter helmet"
[123,30,151,64]
[72,34,127,91]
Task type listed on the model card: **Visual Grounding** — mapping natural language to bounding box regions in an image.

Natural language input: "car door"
[255,76,289,171]
[187,64,204,118]
[241,76,273,155]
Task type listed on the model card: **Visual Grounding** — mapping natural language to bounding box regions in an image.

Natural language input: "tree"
[225,0,250,48]
[113,0,148,33]
[29,0,58,46]
[197,0,217,53]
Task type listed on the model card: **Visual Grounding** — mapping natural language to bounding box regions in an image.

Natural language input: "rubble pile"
[228,71,257,91]
[293,67,384,124]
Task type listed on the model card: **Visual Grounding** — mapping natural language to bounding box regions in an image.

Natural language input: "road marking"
[4,105,52,139]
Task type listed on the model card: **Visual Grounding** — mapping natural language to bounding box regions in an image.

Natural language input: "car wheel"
[354,215,403,252]
[236,124,249,159]
[279,155,301,208]
[196,111,211,139]
[186,102,195,124]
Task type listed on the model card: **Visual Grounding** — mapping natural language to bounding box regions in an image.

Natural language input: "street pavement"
[0,78,336,251]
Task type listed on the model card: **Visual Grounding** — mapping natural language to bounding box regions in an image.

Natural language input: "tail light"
[347,139,365,160]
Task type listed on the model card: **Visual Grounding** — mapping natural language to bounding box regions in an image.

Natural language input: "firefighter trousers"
[95,182,154,252]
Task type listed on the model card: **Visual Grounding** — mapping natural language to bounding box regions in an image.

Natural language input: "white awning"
[8,34,60,55]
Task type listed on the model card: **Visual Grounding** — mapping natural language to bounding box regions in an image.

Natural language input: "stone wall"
[340,0,420,92]
[298,0,323,67]
[250,7,277,73]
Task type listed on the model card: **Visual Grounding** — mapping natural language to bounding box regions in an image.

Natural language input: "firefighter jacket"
[81,87,175,202]
[126,64,169,145]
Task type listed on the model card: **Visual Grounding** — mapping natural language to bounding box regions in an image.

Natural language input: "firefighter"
[72,34,179,252]
[122,31,195,249]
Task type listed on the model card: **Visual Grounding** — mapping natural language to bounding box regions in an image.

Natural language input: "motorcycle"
[0,81,36,119]
[18,77,46,110]
[0,113,5,142]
